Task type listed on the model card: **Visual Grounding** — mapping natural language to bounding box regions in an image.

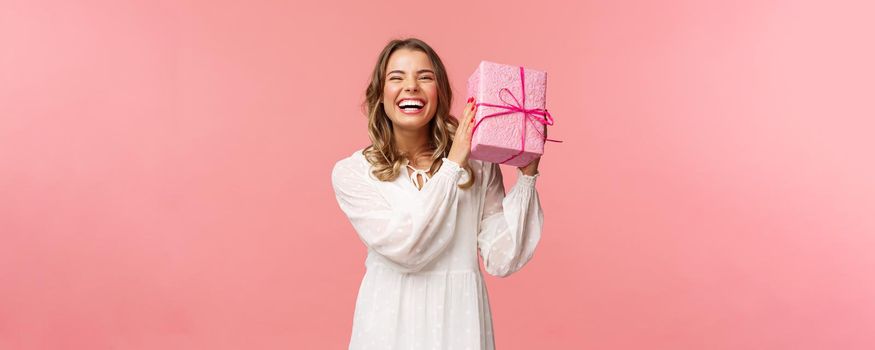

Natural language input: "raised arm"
[476,162,544,277]
[331,157,466,272]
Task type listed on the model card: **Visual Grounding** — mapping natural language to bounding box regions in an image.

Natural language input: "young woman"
[331,38,544,349]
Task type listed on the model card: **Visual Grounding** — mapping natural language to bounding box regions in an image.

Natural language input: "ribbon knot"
[406,164,431,189]
[471,66,562,165]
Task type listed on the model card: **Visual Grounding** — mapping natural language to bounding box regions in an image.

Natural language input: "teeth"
[399,99,424,108]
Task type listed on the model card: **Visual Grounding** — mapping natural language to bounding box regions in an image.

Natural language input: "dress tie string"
[406,164,431,189]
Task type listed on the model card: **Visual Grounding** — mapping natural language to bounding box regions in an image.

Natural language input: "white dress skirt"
[331,149,543,350]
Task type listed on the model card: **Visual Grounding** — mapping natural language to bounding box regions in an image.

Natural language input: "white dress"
[331,149,543,350]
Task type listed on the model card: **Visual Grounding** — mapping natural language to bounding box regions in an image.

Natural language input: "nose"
[403,79,419,92]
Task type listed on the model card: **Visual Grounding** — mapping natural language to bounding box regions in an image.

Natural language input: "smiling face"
[382,48,439,132]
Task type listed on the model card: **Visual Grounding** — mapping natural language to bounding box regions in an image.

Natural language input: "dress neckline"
[403,158,434,191]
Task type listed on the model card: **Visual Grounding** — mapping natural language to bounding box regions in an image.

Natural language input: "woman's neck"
[393,127,431,164]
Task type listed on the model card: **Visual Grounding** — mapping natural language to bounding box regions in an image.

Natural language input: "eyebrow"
[387,69,435,76]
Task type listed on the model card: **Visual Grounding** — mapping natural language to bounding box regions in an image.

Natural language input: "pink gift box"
[466,60,552,167]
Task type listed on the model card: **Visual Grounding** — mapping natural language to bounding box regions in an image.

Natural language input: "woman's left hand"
[518,126,546,176]
[519,157,540,176]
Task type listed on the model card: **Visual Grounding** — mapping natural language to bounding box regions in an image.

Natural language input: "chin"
[393,120,431,131]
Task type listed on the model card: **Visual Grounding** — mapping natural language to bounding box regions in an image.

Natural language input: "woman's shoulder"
[335,147,366,166]
[332,148,370,181]
[333,148,498,184]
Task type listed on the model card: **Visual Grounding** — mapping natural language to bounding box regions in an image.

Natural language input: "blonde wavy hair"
[361,38,474,189]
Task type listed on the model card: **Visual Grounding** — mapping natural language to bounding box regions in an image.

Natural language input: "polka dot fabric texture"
[331,149,543,349]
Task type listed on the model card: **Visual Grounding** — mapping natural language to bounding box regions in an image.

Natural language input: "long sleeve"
[331,156,467,272]
[476,162,544,277]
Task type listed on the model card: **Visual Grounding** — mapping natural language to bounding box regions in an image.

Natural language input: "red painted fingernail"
[467,97,473,103]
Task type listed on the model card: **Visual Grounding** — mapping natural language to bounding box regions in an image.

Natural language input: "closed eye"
[389,76,433,81]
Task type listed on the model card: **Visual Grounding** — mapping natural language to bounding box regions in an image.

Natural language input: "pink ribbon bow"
[471,66,563,165]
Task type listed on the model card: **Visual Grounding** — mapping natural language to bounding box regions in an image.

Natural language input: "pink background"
[2,0,874,349]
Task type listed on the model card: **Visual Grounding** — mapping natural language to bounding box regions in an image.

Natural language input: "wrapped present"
[466,60,559,167]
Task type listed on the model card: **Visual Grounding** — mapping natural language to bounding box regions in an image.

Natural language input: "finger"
[468,106,477,130]
[458,113,471,136]
[458,102,469,122]
[466,100,478,123]
[465,105,478,140]
[459,99,475,129]
[464,99,475,120]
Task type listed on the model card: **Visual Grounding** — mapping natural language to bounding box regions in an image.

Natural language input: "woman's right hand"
[447,97,478,166]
